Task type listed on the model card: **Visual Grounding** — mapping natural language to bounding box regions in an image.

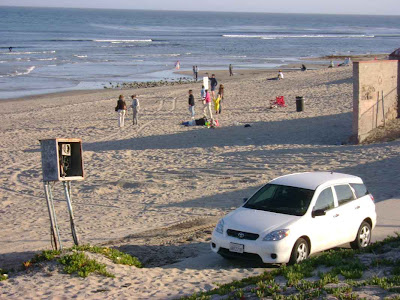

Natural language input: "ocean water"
[1,7,400,99]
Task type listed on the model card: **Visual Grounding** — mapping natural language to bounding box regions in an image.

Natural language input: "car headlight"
[263,229,290,241]
[215,219,224,234]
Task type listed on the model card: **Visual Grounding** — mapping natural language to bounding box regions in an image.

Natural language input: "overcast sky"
[1,0,400,15]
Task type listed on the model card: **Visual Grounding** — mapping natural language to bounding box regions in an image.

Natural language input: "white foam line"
[94,39,152,43]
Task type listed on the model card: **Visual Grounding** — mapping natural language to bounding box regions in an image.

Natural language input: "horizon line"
[1,5,400,17]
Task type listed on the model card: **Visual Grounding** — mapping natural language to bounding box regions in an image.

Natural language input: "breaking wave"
[94,39,153,43]
[223,34,375,39]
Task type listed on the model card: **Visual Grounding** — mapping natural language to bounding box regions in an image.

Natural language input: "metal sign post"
[43,182,62,250]
[63,181,79,245]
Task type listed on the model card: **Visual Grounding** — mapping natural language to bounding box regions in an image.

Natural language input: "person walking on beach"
[194,65,198,81]
[188,89,195,119]
[204,89,213,119]
[116,95,127,128]
[192,66,196,79]
[229,64,233,76]
[131,94,140,125]
[217,84,224,114]
[208,74,218,98]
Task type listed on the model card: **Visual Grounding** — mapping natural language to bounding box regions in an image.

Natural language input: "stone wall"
[353,60,399,143]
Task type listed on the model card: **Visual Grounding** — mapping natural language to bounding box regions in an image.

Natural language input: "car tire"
[350,221,372,250]
[289,238,309,265]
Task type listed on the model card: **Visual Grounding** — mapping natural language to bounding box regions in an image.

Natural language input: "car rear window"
[335,184,355,205]
[350,183,368,198]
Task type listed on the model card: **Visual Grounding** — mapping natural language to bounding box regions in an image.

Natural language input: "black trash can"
[296,96,304,112]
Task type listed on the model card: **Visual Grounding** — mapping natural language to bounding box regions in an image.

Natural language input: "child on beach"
[131,94,140,125]
[203,89,213,119]
[116,95,127,128]
[188,89,195,119]
[278,70,284,80]
[200,85,205,100]
[217,84,224,114]
[213,95,221,115]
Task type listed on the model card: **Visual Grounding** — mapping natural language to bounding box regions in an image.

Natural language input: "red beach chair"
[270,96,286,108]
[275,96,286,107]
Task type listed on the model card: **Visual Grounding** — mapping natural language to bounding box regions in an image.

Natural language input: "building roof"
[269,172,362,190]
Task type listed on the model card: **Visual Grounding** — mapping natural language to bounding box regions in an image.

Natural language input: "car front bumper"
[211,230,294,264]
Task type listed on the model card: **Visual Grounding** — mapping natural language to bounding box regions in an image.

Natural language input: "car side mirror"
[312,208,326,218]
[243,197,248,203]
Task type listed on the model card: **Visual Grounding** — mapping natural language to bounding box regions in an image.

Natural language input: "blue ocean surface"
[1,7,400,99]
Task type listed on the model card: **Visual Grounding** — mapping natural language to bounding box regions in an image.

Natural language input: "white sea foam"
[38,58,57,61]
[3,66,37,77]
[224,55,247,58]
[3,50,56,55]
[74,55,88,58]
[94,39,152,43]
[223,34,374,39]
[132,53,180,58]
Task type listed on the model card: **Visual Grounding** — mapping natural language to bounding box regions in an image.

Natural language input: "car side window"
[350,183,368,198]
[313,187,335,211]
[335,184,355,205]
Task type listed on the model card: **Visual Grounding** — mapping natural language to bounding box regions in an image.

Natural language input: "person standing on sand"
[278,70,284,80]
[188,89,195,119]
[204,89,213,119]
[217,84,224,114]
[116,95,127,128]
[131,94,140,125]
[229,64,233,76]
[194,65,198,81]
[208,74,218,98]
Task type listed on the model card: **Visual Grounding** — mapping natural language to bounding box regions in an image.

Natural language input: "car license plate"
[229,243,244,253]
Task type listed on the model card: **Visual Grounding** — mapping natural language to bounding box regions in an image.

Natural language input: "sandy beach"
[1,66,400,299]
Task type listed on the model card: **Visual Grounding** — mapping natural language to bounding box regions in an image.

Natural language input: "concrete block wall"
[353,60,399,143]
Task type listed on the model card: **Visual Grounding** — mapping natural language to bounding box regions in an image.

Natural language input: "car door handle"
[355,206,360,210]
[333,214,339,218]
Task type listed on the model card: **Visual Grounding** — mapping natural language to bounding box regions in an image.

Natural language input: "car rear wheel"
[350,221,371,250]
[289,238,309,265]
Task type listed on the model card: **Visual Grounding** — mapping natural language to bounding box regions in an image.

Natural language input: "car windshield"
[243,184,314,216]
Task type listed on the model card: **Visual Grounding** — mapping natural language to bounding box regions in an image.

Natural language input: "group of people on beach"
[185,73,224,126]
[114,73,225,129]
[114,77,226,128]
[115,94,140,128]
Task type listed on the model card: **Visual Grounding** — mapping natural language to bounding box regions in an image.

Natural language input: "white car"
[211,172,377,264]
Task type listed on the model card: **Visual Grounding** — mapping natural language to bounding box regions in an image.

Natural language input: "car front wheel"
[289,238,309,265]
[350,221,372,250]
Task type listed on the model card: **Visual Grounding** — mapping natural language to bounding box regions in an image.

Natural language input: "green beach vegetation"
[182,233,400,299]
[18,244,142,279]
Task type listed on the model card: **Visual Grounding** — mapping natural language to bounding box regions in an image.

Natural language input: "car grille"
[218,248,263,262]
[227,229,259,240]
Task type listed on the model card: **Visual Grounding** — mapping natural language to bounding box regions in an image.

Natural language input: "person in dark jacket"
[188,89,195,119]
[116,95,127,128]
[208,74,218,98]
